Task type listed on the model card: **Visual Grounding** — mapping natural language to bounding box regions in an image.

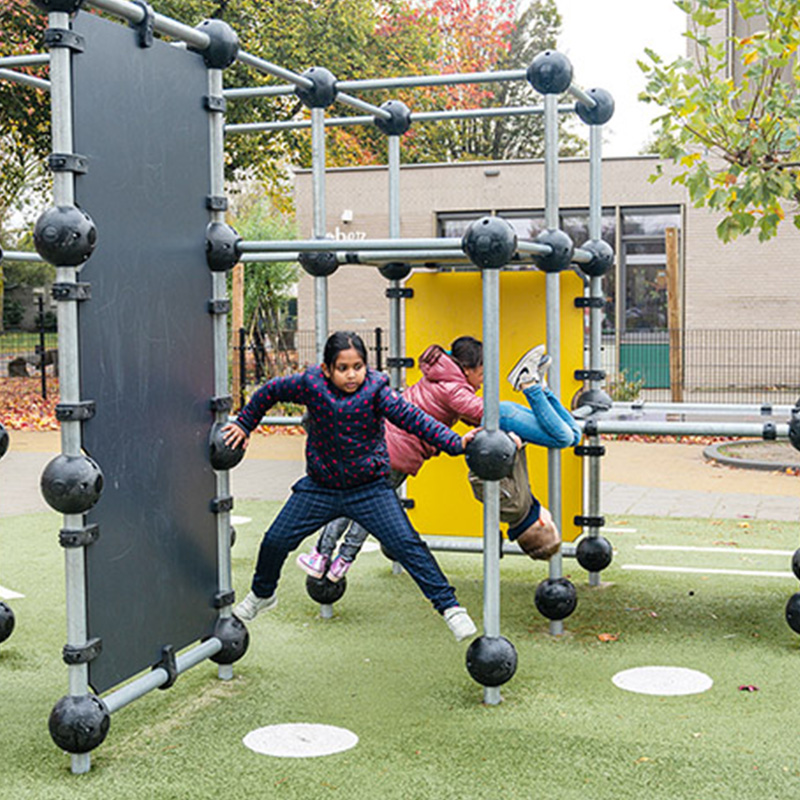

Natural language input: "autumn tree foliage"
[640,0,800,242]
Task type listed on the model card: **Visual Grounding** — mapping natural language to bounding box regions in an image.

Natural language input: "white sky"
[555,0,687,156]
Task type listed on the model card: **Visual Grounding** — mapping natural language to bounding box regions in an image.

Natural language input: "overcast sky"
[555,0,687,156]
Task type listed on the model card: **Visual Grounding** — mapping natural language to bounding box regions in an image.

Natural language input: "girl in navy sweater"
[222,331,478,642]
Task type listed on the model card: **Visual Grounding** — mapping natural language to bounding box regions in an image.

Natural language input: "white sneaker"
[444,606,477,642]
[233,590,277,622]
[507,345,545,392]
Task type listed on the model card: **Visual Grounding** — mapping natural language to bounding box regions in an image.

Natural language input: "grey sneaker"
[537,354,553,385]
[233,590,277,622]
[507,345,545,391]
[443,606,478,642]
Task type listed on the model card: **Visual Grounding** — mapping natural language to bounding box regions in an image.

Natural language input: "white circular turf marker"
[243,723,358,758]
[230,515,252,525]
[612,666,713,696]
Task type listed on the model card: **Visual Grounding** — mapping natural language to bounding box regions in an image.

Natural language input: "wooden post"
[231,261,244,409]
[665,227,683,402]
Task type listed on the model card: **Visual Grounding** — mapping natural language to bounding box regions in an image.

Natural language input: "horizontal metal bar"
[517,240,553,256]
[0,68,50,91]
[571,246,593,264]
[421,535,577,559]
[239,237,463,253]
[224,84,296,99]
[0,54,49,67]
[336,91,392,119]
[226,116,372,135]
[583,419,791,438]
[240,249,470,265]
[568,84,597,107]
[86,0,210,49]
[336,69,528,92]
[235,52,314,89]
[226,415,304,427]
[102,638,222,714]
[2,250,44,263]
[613,401,796,417]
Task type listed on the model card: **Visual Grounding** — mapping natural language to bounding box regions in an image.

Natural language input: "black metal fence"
[0,327,59,399]
[602,329,800,404]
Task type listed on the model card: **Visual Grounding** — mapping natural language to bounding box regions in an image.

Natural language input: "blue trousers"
[251,475,458,613]
[499,384,582,449]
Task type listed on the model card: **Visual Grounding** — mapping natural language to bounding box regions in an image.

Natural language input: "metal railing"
[0,327,59,399]
[601,329,800,405]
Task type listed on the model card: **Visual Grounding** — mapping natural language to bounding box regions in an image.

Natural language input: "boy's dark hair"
[450,336,483,370]
[323,331,368,368]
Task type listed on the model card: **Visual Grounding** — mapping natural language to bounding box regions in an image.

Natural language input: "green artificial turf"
[2,503,800,799]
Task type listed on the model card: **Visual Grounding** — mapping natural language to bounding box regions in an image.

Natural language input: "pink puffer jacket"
[385,345,484,476]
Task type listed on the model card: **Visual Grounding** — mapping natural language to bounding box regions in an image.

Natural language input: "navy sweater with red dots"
[234,366,464,489]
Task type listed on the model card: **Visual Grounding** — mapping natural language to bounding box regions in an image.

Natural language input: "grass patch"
[1,504,800,798]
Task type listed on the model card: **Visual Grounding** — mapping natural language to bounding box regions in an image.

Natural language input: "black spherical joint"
[295,67,338,109]
[209,615,249,665]
[791,549,800,581]
[205,221,241,272]
[465,429,517,481]
[572,387,612,414]
[34,205,97,267]
[576,535,613,572]
[787,592,800,634]
[532,228,574,273]
[579,238,614,278]
[0,422,8,461]
[299,250,339,277]
[30,0,84,13]
[48,694,110,754]
[374,100,412,136]
[462,216,517,270]
[534,577,577,621]
[0,601,15,645]
[306,574,347,605]
[789,408,800,452]
[527,50,573,95]
[466,635,518,687]
[209,422,246,471]
[191,19,239,69]
[575,87,615,126]
[40,454,104,515]
[378,261,411,281]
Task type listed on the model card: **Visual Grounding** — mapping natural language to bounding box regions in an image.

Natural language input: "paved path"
[1,431,798,522]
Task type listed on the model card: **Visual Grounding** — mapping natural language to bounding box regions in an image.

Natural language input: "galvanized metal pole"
[48,8,90,776]
[482,265,502,706]
[543,93,564,636]
[207,66,234,680]
[387,135,402,389]
[586,124,604,587]
[311,107,328,362]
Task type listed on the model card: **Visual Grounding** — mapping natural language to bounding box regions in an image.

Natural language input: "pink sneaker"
[296,547,329,579]
[327,555,351,583]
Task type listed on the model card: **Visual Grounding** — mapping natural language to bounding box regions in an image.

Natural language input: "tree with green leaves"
[640,0,800,242]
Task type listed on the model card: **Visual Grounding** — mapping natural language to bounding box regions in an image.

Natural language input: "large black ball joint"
[576,535,613,573]
[578,239,614,278]
[206,222,242,272]
[49,694,110,754]
[575,88,615,126]
[466,635,518,688]
[462,216,517,270]
[40,454,104,515]
[209,615,249,665]
[535,577,577,621]
[296,67,338,109]
[306,574,347,606]
[533,228,574,273]
[190,19,239,69]
[34,205,97,267]
[464,430,517,481]
[527,50,573,95]
[209,422,246,471]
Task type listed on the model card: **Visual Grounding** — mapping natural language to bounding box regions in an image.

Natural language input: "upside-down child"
[221,331,478,642]
[296,338,582,582]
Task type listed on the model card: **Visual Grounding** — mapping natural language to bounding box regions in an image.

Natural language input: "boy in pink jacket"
[297,337,581,581]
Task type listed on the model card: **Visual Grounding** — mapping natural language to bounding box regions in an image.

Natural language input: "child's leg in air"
[297,516,349,579]
[543,386,582,445]
[326,519,370,582]
[346,480,477,641]
[235,477,340,620]
[499,382,577,449]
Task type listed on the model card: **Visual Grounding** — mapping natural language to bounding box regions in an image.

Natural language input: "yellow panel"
[404,270,584,542]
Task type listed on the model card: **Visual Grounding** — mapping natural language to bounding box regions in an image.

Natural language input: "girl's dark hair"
[323,331,368,368]
[450,336,483,369]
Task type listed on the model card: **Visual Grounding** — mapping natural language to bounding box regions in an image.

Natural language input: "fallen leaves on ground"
[0,378,60,430]
[597,633,619,642]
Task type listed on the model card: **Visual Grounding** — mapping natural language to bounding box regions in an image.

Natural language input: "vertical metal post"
[311,107,328,362]
[387,135,402,389]
[208,67,234,681]
[543,93,564,636]
[482,266,502,706]
[49,8,90,775]
[38,294,47,400]
[587,124,604,587]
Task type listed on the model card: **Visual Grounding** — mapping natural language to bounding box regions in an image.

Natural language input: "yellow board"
[404,270,584,542]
